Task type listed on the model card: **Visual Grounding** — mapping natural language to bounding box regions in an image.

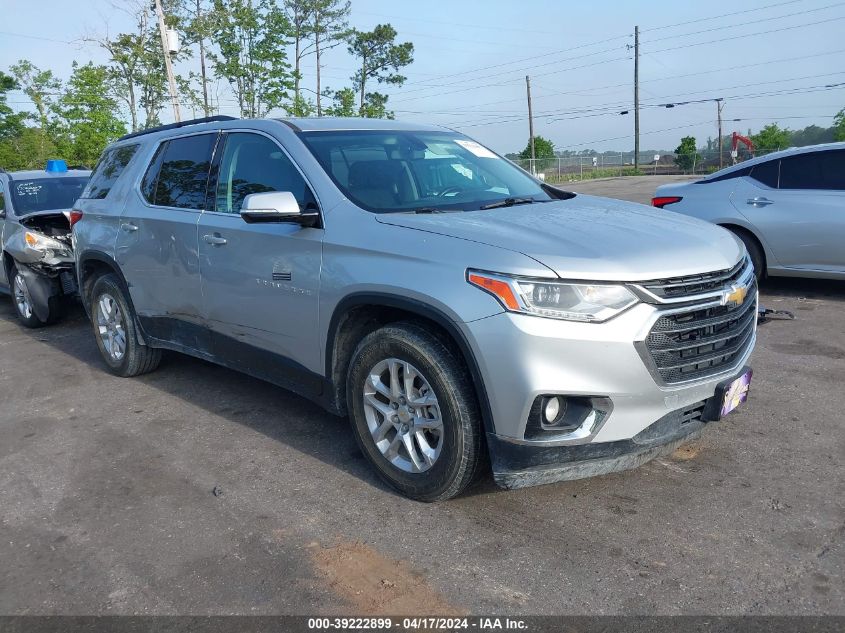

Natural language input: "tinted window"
[145,133,216,209]
[780,150,845,190]
[300,130,554,213]
[214,132,316,214]
[749,159,779,188]
[0,181,5,212]
[700,166,750,184]
[82,144,139,199]
[9,177,88,214]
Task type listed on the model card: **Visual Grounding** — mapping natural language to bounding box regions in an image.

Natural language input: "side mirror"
[0,208,5,219]
[239,191,319,226]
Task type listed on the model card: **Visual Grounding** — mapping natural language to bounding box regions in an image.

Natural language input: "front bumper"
[462,303,755,487]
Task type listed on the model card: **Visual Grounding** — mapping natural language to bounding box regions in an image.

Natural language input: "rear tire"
[346,322,484,502]
[89,273,161,377]
[729,228,765,281]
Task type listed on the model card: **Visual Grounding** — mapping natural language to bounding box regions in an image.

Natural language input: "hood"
[375,195,743,281]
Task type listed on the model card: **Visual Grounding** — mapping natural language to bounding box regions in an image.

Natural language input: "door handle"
[746,197,773,207]
[121,222,139,232]
[202,233,227,246]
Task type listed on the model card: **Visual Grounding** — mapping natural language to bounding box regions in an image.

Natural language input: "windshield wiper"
[408,207,460,214]
[479,197,536,210]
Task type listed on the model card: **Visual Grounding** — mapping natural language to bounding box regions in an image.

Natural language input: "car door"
[115,132,218,353]
[731,150,845,271]
[197,130,324,389]
[768,149,845,271]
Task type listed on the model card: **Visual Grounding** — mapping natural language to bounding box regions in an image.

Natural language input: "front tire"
[9,263,62,328]
[346,322,484,502]
[89,273,161,377]
[730,228,765,281]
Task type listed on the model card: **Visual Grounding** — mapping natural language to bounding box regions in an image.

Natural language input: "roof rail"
[117,115,238,142]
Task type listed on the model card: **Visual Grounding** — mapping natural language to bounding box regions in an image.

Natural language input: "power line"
[644,1,845,43]
[642,14,845,53]
[397,13,845,105]
[640,0,803,32]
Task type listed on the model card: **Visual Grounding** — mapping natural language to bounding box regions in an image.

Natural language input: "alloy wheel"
[13,274,33,320]
[96,293,127,362]
[362,358,444,473]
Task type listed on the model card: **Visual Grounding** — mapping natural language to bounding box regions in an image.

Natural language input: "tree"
[673,136,700,172]
[91,1,194,131]
[0,71,26,142]
[177,0,216,116]
[310,0,350,116]
[0,127,58,171]
[283,0,315,115]
[518,135,555,170]
[346,24,413,116]
[519,135,554,161]
[52,62,126,167]
[323,87,356,117]
[210,0,294,118]
[834,108,845,142]
[9,60,61,131]
[751,123,790,152]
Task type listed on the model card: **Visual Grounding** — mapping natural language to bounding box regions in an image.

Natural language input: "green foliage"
[751,123,791,151]
[175,0,217,116]
[347,24,413,116]
[0,127,58,171]
[834,108,845,142]
[0,71,26,141]
[323,87,356,117]
[52,62,126,167]
[288,93,316,117]
[9,61,61,130]
[519,135,555,160]
[211,0,294,118]
[673,136,700,172]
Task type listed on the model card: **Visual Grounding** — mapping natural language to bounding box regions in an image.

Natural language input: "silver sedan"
[652,142,845,280]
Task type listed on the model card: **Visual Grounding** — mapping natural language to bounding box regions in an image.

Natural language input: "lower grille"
[644,279,757,384]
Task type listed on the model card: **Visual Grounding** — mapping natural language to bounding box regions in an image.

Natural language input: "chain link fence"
[511,148,783,183]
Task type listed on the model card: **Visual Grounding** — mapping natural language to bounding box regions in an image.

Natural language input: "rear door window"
[780,150,845,191]
[748,159,779,188]
[82,144,139,199]
[143,133,217,209]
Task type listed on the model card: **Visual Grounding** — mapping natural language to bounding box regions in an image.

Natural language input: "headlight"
[468,270,638,322]
[24,231,72,258]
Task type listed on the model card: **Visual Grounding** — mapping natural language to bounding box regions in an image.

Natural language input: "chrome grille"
[643,278,757,384]
[639,257,750,301]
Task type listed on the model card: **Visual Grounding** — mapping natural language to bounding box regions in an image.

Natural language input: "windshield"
[299,130,554,213]
[10,177,88,215]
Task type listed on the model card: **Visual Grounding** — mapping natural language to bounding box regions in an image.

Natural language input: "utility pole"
[634,25,640,171]
[526,75,536,174]
[717,98,724,169]
[154,0,182,123]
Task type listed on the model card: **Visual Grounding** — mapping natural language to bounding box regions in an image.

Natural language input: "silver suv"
[73,116,757,501]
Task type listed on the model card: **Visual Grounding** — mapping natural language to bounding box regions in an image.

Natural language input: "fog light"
[544,396,563,423]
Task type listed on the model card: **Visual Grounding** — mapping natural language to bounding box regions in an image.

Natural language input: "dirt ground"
[0,176,842,615]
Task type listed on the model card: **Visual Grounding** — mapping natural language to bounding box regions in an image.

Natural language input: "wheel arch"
[325,293,495,436]
[77,250,147,344]
[717,222,769,272]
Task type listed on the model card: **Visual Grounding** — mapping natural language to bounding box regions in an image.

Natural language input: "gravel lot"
[0,176,842,615]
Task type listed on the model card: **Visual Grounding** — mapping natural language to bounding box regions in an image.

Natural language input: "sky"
[1,0,843,154]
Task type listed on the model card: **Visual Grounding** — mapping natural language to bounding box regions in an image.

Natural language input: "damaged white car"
[0,160,90,327]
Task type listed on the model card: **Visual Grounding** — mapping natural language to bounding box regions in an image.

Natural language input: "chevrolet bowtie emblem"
[722,283,748,307]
